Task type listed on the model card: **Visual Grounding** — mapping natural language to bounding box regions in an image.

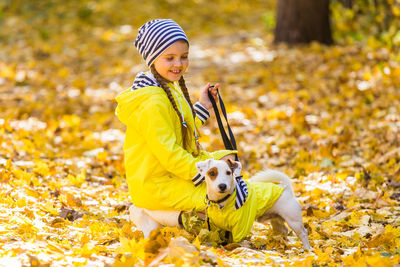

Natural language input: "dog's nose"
[218,183,227,191]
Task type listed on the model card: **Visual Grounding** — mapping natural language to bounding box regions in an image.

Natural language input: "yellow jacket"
[207,181,284,242]
[115,80,235,211]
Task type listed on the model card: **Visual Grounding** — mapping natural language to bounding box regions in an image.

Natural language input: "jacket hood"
[115,88,149,126]
[131,71,159,90]
[115,71,165,125]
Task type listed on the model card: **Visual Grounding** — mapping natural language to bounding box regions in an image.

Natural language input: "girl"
[115,19,236,236]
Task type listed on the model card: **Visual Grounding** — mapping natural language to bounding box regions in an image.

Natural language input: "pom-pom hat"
[134,19,189,67]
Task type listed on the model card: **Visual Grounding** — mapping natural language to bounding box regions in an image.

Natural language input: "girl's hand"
[199,83,219,110]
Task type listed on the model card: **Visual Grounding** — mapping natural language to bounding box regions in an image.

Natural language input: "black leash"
[207,87,239,161]
[206,86,238,242]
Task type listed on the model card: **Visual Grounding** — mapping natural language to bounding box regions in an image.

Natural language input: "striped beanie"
[134,19,189,67]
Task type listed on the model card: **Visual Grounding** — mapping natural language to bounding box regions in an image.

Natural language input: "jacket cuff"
[192,172,205,186]
[194,102,210,124]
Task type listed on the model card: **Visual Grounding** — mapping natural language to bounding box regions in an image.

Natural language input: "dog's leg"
[282,216,310,250]
[129,205,161,238]
[268,190,311,250]
[270,217,289,236]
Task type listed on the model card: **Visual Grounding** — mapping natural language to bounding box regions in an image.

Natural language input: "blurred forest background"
[0,0,399,266]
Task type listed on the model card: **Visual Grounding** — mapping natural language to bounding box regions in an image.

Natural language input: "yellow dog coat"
[207,181,284,242]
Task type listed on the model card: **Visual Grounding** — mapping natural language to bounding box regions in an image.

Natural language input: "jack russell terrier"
[196,158,311,250]
[128,159,310,250]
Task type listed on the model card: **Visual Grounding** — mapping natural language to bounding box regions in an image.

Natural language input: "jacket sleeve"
[135,97,209,184]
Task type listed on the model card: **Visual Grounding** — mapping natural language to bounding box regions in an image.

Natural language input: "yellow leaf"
[16,198,27,208]
[6,159,12,170]
[61,114,81,128]
[312,209,330,219]
[392,6,400,16]
[0,65,15,79]
[67,171,85,187]
[58,194,68,206]
[79,233,91,245]
[34,161,49,176]
[25,187,41,199]
[66,193,82,207]
[362,71,372,81]
[115,237,146,259]
[71,78,86,90]
[102,30,115,41]
[42,201,58,215]
[97,151,108,162]
[58,67,70,78]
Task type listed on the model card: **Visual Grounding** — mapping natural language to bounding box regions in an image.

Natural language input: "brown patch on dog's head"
[226,158,238,172]
[207,167,218,180]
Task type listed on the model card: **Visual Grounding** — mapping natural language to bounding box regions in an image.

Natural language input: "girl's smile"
[153,40,189,82]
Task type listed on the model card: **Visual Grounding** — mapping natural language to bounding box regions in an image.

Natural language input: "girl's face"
[153,40,189,82]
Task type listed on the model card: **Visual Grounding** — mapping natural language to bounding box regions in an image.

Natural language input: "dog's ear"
[226,158,242,177]
[195,159,212,176]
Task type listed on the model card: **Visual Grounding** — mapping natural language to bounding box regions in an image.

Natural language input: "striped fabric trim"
[192,173,204,186]
[134,19,189,67]
[131,71,159,90]
[193,102,210,124]
[234,176,248,210]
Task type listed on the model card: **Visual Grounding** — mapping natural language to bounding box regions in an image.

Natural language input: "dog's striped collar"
[205,176,248,210]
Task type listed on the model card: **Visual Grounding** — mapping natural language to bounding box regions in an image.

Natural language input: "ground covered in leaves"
[1,1,400,266]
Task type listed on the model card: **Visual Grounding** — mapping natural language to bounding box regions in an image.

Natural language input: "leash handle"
[207,87,239,161]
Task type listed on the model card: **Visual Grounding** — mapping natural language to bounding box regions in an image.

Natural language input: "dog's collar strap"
[206,192,232,205]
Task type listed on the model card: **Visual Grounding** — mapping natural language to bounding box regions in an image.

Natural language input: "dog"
[128,158,310,250]
[195,158,311,250]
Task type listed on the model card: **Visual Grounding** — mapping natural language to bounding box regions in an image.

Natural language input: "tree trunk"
[274,0,333,45]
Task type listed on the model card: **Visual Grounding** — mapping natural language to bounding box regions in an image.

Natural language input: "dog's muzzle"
[218,183,227,192]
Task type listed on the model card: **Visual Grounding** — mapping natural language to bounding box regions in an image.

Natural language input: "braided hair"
[150,65,201,156]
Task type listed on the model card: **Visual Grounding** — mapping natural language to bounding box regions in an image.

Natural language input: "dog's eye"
[226,171,231,175]
[209,171,216,176]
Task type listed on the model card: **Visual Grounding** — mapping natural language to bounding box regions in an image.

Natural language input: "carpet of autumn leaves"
[1,1,400,266]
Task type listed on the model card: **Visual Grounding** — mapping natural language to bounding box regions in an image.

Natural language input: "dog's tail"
[249,169,294,194]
